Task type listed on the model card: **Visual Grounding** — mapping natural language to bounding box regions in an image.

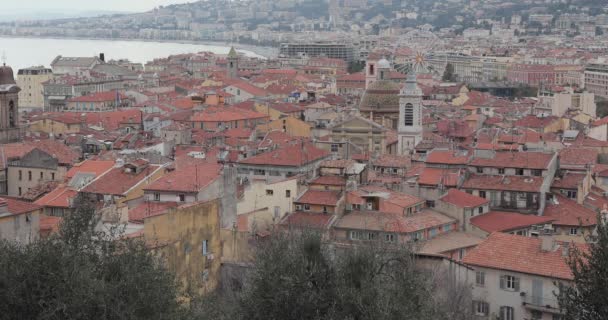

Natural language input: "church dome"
[0,65,16,85]
[359,80,401,112]
[377,58,390,69]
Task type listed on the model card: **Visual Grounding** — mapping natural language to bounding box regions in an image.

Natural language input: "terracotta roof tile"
[81,164,162,196]
[310,176,346,186]
[129,201,178,223]
[559,148,598,167]
[470,151,554,170]
[239,142,329,167]
[462,174,544,193]
[144,163,221,193]
[295,190,341,206]
[335,209,455,234]
[440,189,489,208]
[462,232,574,280]
[470,211,554,233]
[281,212,333,229]
[544,195,597,227]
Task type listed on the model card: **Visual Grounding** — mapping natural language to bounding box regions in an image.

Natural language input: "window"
[18,187,22,196]
[498,168,505,174]
[411,232,422,241]
[475,271,485,287]
[331,144,339,152]
[429,228,437,238]
[254,169,265,176]
[443,224,451,232]
[531,310,543,320]
[384,233,396,243]
[369,64,374,76]
[479,190,486,198]
[18,170,22,181]
[553,315,563,320]
[473,301,489,316]
[425,200,435,208]
[28,171,32,181]
[202,240,209,256]
[154,193,160,201]
[499,306,514,320]
[295,204,302,211]
[286,190,291,198]
[323,206,328,213]
[350,230,362,240]
[532,169,542,176]
[478,206,484,214]
[404,103,414,126]
[458,248,465,260]
[51,173,55,180]
[570,227,578,235]
[179,194,185,202]
[266,189,274,196]
[566,190,577,199]
[476,167,483,173]
[515,168,524,175]
[500,275,520,291]
[304,204,310,211]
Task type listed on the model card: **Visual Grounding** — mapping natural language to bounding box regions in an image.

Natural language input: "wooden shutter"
[499,275,505,289]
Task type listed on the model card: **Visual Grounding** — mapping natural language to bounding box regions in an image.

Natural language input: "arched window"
[369,64,374,76]
[8,100,15,128]
[380,70,385,80]
[404,103,414,126]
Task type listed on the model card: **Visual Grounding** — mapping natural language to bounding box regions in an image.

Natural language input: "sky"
[2,0,193,13]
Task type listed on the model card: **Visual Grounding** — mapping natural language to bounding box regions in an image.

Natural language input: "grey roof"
[92,63,137,77]
[51,56,102,68]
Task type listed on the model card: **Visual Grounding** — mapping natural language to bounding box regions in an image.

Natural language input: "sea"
[0,37,270,71]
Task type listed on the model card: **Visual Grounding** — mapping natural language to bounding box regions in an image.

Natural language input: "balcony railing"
[522,295,562,314]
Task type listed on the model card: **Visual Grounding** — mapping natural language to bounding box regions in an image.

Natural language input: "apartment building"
[16,66,53,110]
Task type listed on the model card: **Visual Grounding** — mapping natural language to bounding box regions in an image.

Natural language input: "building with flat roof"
[17,66,53,110]
[279,42,356,62]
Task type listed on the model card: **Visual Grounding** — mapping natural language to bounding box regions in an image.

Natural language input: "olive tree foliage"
[191,231,473,320]
[0,196,183,320]
[558,214,608,320]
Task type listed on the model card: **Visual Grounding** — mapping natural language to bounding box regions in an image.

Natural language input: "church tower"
[397,72,423,155]
[227,47,238,79]
[0,63,22,143]
[364,58,377,89]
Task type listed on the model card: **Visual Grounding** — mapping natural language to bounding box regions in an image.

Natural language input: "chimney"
[540,235,555,252]
[100,53,105,62]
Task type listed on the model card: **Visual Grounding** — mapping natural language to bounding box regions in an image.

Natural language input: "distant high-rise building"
[0,64,24,143]
[227,47,238,78]
[17,66,53,110]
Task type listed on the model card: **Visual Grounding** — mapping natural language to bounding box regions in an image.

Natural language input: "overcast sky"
[3,0,192,12]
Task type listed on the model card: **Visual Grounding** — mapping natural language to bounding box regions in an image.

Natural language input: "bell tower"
[0,60,22,142]
[227,47,238,79]
[397,72,423,155]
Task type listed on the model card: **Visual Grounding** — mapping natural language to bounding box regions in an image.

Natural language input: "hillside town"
[1,0,608,319]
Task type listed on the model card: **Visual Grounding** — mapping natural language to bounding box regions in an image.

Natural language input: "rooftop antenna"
[1,51,6,66]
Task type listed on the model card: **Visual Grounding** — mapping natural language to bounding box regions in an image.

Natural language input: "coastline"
[0,35,278,59]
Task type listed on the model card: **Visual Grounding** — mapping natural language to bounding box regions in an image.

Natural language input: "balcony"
[522,295,563,315]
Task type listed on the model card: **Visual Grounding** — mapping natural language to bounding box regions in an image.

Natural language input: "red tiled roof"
[144,163,221,193]
[129,201,178,223]
[335,209,454,234]
[559,148,598,167]
[34,186,78,208]
[470,151,554,170]
[310,176,346,186]
[514,115,558,129]
[66,160,115,179]
[191,106,268,122]
[440,189,488,208]
[295,190,341,206]
[239,142,329,167]
[79,109,142,131]
[81,164,162,196]
[470,211,554,233]
[551,172,586,189]
[373,154,411,168]
[225,80,269,96]
[463,174,544,193]
[0,197,40,215]
[463,232,574,280]
[68,91,127,103]
[418,168,461,187]
[426,150,470,165]
[544,195,597,227]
